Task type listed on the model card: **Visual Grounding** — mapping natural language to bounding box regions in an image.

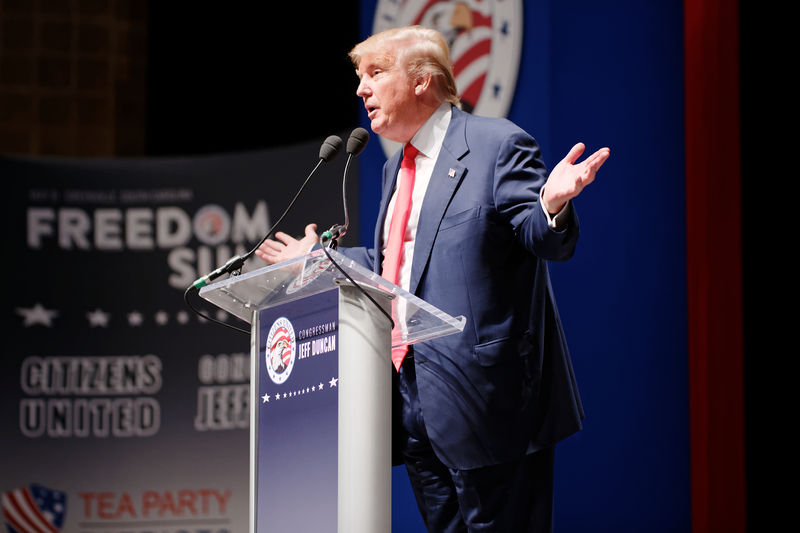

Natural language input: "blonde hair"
[349,25,461,108]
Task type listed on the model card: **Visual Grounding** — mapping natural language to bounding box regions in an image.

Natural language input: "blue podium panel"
[255,289,340,532]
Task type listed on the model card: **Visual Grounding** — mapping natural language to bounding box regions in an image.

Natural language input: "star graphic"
[86,308,110,327]
[16,303,58,327]
[274,393,280,401]
[311,385,316,392]
[127,311,144,326]
[319,382,324,390]
[283,393,287,399]
[329,377,338,388]
[262,393,270,403]
[154,310,169,326]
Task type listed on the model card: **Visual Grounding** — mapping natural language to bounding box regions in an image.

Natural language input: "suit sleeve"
[492,129,579,262]
[337,245,377,272]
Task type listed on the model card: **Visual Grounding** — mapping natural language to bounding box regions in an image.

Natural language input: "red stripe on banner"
[412,0,444,26]
[460,73,486,110]
[2,508,32,533]
[19,489,57,533]
[452,38,491,78]
[684,1,745,532]
[2,490,50,533]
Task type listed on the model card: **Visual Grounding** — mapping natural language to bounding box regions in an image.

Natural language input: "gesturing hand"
[542,143,610,214]
[255,223,319,265]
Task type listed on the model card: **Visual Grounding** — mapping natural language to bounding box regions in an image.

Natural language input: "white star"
[176,311,190,324]
[16,303,58,327]
[262,393,270,403]
[274,393,280,401]
[329,377,338,388]
[86,308,110,327]
[319,382,324,390]
[154,310,169,326]
[127,311,144,326]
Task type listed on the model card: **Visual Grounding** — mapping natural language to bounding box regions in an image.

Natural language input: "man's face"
[356,46,420,143]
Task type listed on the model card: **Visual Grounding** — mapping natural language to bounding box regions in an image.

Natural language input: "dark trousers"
[396,355,555,533]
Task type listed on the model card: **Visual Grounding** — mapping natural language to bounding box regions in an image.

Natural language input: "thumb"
[304,223,318,239]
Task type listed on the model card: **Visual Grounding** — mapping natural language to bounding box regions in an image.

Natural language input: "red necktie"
[382,143,418,370]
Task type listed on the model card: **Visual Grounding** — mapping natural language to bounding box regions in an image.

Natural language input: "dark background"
[146,4,360,155]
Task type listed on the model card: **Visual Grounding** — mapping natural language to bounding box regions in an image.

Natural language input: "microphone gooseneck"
[322,128,370,247]
[318,126,391,328]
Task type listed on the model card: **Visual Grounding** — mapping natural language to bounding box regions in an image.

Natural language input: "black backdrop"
[145,4,360,156]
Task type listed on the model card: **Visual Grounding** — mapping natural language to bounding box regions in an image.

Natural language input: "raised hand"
[542,143,610,213]
[255,223,319,265]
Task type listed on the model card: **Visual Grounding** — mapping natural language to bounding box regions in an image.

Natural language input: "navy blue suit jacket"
[342,106,584,470]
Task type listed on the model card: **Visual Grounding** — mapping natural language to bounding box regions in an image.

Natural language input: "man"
[256,25,609,532]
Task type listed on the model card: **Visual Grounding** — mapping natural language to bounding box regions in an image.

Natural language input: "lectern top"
[198,248,465,348]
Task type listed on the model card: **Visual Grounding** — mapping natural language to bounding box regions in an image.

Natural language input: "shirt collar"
[409,103,452,161]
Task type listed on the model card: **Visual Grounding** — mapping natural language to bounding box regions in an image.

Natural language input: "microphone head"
[346,127,370,156]
[319,135,343,162]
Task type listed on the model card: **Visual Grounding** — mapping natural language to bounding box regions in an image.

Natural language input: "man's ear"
[414,72,432,96]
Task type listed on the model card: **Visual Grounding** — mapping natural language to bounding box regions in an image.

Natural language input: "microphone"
[323,128,370,246]
[190,134,344,290]
[346,127,370,156]
[319,134,344,162]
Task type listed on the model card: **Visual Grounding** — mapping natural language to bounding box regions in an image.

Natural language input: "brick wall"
[0,0,147,156]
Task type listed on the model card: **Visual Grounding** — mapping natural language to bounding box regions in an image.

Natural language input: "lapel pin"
[448,168,456,178]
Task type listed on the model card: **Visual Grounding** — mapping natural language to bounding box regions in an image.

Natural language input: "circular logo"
[193,204,231,246]
[265,317,296,384]
[372,0,523,156]
[286,257,332,294]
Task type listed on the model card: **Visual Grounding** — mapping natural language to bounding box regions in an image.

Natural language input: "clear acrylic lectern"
[199,248,465,533]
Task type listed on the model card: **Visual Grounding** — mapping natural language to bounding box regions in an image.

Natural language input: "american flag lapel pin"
[448,168,456,178]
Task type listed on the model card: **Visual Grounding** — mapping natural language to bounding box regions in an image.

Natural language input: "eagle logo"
[265,317,296,384]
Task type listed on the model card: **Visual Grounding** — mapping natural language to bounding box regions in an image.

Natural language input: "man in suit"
[257,25,609,532]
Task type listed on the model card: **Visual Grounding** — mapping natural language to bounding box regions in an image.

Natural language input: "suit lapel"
[409,108,470,294]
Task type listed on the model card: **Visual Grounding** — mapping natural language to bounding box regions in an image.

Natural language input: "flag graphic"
[2,484,66,533]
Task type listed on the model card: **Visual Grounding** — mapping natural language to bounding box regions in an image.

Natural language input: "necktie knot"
[402,144,419,169]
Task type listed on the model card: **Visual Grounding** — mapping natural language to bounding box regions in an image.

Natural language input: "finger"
[580,150,611,186]
[584,147,611,168]
[303,223,318,239]
[273,231,296,245]
[255,248,277,264]
[562,142,586,165]
[260,239,284,252]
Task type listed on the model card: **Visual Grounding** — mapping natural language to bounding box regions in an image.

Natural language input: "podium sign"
[255,289,340,531]
[199,248,464,532]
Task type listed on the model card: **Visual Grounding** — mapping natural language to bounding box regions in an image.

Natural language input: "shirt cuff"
[539,187,570,230]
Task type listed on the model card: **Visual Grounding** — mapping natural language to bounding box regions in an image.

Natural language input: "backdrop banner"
[0,137,358,533]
